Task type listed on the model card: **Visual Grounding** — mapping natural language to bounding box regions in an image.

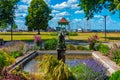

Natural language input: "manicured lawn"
[68,32,120,42]
[0,32,120,41]
[0,32,57,41]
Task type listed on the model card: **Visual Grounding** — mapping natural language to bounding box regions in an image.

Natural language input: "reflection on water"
[23,59,39,73]
[23,54,92,73]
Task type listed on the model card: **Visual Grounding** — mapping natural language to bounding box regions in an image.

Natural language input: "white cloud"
[15,19,24,23]
[75,10,84,14]
[94,15,102,18]
[73,19,82,22]
[71,4,79,9]
[15,13,27,17]
[52,0,79,10]
[68,0,77,4]
[52,2,68,10]
[56,12,70,17]
[21,0,32,4]
[17,5,28,13]
[52,10,60,13]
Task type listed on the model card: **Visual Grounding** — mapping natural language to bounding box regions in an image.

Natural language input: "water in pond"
[23,54,93,73]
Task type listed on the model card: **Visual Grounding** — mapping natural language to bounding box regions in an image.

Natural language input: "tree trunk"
[38,29,40,35]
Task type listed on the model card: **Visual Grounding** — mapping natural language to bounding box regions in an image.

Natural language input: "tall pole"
[11,25,13,41]
[104,15,107,41]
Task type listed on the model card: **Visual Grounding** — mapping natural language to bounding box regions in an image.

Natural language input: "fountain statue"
[57,30,66,63]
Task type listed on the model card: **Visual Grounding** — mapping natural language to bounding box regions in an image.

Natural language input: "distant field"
[68,32,120,42]
[0,32,120,42]
[0,32,58,41]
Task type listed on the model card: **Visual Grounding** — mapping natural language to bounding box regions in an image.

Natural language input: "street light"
[104,15,107,41]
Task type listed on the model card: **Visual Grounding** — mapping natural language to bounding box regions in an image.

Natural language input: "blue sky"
[15,0,120,31]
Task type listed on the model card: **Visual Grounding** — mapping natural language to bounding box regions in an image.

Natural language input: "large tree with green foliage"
[79,0,120,19]
[26,0,52,34]
[0,0,19,40]
[0,0,19,27]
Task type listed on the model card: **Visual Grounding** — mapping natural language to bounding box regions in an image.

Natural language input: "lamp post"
[11,25,13,41]
[104,15,107,41]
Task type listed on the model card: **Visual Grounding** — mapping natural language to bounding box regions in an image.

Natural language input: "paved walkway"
[37,50,92,55]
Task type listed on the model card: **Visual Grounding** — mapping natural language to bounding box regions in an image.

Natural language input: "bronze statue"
[57,31,66,63]
[57,31,66,50]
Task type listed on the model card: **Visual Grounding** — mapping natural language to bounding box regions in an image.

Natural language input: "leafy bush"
[1,67,30,80]
[109,70,120,80]
[68,32,78,36]
[112,50,120,65]
[67,44,76,50]
[0,50,15,75]
[44,38,57,50]
[96,44,110,55]
[76,45,89,50]
[10,51,23,58]
[38,55,76,80]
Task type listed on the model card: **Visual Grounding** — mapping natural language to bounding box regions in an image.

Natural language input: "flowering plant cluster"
[2,41,25,55]
[34,35,42,46]
[88,35,99,50]
[67,58,107,80]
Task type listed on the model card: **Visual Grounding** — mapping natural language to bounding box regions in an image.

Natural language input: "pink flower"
[88,35,99,44]
[34,35,42,46]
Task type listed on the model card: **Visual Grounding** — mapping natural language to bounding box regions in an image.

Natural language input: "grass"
[0,32,57,41]
[68,32,120,42]
[0,32,120,42]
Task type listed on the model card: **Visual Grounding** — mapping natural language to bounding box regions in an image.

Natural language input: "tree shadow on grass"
[106,37,120,40]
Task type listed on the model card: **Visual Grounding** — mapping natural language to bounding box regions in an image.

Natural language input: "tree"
[0,0,19,40]
[0,0,19,26]
[12,23,18,30]
[25,0,52,34]
[78,0,120,19]
[0,23,7,31]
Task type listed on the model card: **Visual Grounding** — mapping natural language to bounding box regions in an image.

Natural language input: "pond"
[23,54,95,73]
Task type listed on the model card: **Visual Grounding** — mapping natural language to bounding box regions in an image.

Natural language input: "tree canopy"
[26,0,52,34]
[79,0,120,19]
[0,0,19,26]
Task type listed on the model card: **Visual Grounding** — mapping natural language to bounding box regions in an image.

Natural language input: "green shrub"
[38,55,76,80]
[68,32,78,36]
[44,38,58,50]
[10,51,23,58]
[109,70,120,80]
[76,45,89,50]
[0,50,15,75]
[96,44,110,55]
[112,50,120,65]
[67,44,76,50]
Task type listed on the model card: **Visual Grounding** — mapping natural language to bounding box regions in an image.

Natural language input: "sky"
[15,0,120,31]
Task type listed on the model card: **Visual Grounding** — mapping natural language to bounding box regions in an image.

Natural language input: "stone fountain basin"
[23,50,120,76]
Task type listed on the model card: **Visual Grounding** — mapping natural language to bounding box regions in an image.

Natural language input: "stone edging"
[92,51,120,76]
[7,51,38,72]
